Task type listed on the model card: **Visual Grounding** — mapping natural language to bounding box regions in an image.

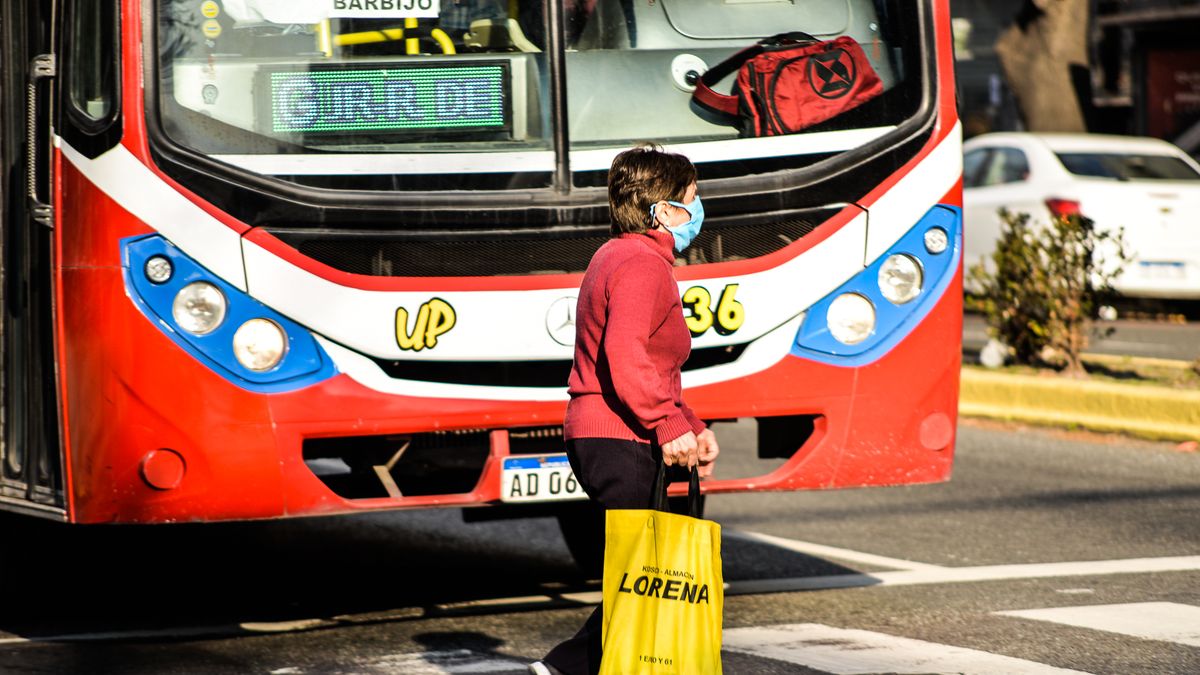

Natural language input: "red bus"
[2,0,961,564]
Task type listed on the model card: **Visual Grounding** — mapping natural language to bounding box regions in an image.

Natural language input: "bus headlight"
[172,282,226,335]
[144,256,173,284]
[794,205,960,362]
[878,254,923,305]
[924,227,949,254]
[827,293,875,345]
[233,319,288,372]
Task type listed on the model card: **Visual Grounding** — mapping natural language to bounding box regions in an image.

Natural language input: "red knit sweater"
[564,229,706,445]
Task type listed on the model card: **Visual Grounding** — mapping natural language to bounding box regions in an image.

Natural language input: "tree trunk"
[995,0,1090,132]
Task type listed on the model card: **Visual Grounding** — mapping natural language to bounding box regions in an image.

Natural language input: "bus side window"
[63,0,122,156]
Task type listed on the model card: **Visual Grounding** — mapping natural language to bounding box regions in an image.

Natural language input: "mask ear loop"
[648,202,665,232]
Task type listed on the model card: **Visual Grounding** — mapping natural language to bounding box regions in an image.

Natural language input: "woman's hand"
[696,428,720,479]
[661,431,698,468]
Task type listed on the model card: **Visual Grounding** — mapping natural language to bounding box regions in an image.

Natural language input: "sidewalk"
[959,357,1200,443]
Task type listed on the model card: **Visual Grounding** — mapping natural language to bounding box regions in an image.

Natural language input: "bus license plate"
[500,454,586,503]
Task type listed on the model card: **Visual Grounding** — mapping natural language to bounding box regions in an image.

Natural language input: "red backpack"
[692,32,884,137]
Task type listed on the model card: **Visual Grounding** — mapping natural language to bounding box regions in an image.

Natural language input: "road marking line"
[726,530,945,571]
[996,602,1200,647]
[364,649,525,674]
[729,555,1200,595]
[0,625,240,645]
[4,559,1197,646]
[242,619,332,633]
[723,623,1089,674]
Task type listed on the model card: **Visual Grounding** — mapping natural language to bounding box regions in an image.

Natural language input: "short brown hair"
[607,144,697,236]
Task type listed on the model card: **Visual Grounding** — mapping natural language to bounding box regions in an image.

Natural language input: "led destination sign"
[268,64,508,135]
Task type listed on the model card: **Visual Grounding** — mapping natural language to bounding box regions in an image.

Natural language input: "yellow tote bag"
[599,467,723,675]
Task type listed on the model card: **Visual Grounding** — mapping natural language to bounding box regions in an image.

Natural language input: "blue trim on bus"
[121,235,338,393]
[502,455,571,470]
[792,205,962,367]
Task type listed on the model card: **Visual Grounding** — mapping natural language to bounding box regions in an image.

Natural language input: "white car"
[962,133,1200,299]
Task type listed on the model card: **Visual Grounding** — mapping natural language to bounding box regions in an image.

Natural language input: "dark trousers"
[542,438,662,675]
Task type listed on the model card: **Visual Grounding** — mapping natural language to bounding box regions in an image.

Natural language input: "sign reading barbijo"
[329,0,439,19]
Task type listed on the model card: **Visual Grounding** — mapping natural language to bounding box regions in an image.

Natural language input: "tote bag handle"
[652,462,702,518]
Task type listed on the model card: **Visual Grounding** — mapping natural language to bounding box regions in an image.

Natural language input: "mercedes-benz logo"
[546,296,578,346]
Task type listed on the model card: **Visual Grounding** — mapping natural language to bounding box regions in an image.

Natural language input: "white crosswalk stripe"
[996,601,1200,648]
[342,649,526,674]
[260,604,1200,675]
[284,603,1200,674]
[722,623,1090,674]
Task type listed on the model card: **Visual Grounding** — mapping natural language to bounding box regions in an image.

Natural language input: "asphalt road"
[1,421,1198,674]
[963,313,1200,362]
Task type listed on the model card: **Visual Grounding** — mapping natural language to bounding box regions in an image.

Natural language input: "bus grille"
[303,429,491,499]
[373,344,747,387]
[268,213,823,277]
[302,426,565,500]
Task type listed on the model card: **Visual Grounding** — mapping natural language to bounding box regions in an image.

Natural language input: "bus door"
[0,0,60,517]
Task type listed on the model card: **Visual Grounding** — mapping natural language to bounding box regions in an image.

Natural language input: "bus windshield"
[156,0,923,183]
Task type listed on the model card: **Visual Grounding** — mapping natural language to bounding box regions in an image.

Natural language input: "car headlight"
[878,254,924,305]
[827,293,876,345]
[233,319,288,372]
[172,282,227,335]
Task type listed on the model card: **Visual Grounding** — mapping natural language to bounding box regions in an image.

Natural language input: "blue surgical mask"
[650,196,705,252]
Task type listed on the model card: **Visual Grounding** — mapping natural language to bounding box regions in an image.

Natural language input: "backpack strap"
[692,32,820,117]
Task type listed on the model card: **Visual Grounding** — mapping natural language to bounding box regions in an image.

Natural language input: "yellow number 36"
[681,284,745,337]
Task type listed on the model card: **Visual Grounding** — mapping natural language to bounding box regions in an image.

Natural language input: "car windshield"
[155,0,923,186]
[1055,152,1200,182]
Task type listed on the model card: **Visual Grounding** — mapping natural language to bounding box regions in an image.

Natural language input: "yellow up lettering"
[396,304,430,351]
[396,298,458,351]
[423,298,456,349]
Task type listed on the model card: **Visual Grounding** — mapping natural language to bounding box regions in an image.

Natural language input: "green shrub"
[967,210,1127,377]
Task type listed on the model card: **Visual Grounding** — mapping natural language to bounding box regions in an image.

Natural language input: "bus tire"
[0,513,21,613]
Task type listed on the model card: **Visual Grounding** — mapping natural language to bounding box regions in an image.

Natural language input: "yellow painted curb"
[960,368,1200,442]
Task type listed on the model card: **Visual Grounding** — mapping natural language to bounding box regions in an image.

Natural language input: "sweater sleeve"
[602,256,694,446]
[682,404,707,435]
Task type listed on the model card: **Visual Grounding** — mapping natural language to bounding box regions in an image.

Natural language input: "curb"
[959,367,1200,442]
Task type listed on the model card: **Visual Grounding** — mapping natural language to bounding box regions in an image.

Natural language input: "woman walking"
[531,145,719,675]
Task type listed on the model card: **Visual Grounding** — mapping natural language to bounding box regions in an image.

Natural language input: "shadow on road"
[0,508,861,640]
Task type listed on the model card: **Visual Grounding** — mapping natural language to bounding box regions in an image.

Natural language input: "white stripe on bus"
[60,123,962,369]
[58,140,248,291]
[569,126,897,172]
[209,127,897,176]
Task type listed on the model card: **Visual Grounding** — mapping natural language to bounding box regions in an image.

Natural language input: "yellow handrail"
[315,19,333,57]
[405,17,419,54]
[331,25,457,54]
[334,27,406,46]
[431,27,456,54]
